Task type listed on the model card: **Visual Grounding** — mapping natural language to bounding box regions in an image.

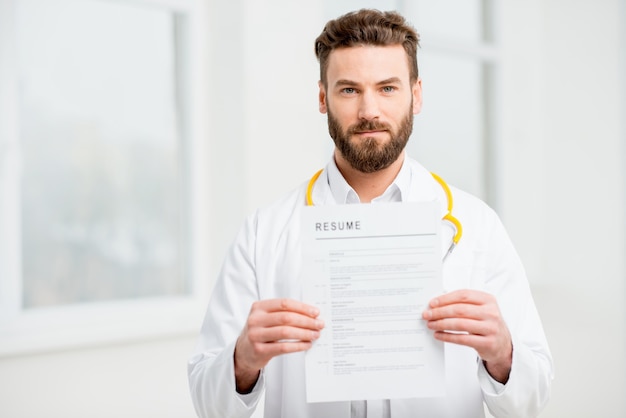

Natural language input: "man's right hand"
[234,298,324,393]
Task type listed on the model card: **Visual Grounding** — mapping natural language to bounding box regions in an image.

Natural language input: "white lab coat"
[188,156,553,418]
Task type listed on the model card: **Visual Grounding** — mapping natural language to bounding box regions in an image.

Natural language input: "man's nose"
[357,91,381,120]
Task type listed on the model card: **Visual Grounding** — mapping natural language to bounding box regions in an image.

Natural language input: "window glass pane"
[407,51,486,200]
[406,0,484,43]
[16,0,185,308]
[324,0,399,19]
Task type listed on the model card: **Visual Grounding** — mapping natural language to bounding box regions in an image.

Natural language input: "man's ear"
[318,80,328,114]
[412,77,423,115]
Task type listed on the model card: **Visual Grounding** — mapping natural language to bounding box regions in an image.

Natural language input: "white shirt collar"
[326,154,412,204]
[309,154,443,216]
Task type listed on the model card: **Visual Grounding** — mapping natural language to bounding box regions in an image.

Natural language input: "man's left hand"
[422,289,513,384]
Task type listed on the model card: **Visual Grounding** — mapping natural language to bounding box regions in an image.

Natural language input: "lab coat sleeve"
[477,211,554,418]
[188,213,265,418]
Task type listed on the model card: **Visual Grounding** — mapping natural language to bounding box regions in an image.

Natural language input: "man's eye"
[342,88,356,94]
[382,86,396,93]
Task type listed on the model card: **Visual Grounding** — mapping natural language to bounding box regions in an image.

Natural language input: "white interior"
[0,0,624,417]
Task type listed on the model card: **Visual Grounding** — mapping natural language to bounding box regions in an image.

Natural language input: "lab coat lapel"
[404,162,451,260]
[310,168,334,206]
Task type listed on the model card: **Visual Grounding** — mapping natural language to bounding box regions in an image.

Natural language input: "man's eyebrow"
[334,79,359,87]
[377,77,402,85]
[333,77,403,88]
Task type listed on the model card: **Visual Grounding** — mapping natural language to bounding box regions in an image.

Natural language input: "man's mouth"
[355,129,386,134]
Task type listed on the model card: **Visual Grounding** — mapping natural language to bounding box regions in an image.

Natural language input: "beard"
[327,105,414,173]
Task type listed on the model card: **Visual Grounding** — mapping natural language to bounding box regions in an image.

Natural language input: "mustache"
[347,120,392,135]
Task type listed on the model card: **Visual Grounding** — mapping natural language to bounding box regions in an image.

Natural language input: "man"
[188,9,553,418]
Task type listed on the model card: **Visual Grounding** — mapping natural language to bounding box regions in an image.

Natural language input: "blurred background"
[0,0,624,417]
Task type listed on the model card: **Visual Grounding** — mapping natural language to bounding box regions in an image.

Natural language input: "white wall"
[500,0,625,417]
[0,336,198,417]
[0,1,624,417]
[241,0,329,212]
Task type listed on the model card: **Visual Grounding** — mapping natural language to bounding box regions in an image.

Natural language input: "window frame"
[399,0,502,209]
[0,0,211,356]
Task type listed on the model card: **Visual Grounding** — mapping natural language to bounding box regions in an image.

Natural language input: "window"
[17,0,186,308]
[0,0,210,355]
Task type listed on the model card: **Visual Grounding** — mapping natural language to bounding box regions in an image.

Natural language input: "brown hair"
[314,9,420,86]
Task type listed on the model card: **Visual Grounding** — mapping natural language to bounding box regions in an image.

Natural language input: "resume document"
[301,202,445,403]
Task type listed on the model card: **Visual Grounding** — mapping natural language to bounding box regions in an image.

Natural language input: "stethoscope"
[305,169,463,262]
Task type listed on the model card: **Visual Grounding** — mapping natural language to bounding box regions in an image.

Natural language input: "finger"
[255,340,315,357]
[428,289,493,308]
[422,302,486,321]
[262,327,320,342]
[426,317,496,336]
[432,331,510,363]
[251,325,321,344]
[259,310,325,330]
[432,330,486,347]
[236,336,316,372]
[256,298,320,317]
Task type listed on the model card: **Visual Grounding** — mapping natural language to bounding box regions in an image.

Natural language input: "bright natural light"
[16,0,185,308]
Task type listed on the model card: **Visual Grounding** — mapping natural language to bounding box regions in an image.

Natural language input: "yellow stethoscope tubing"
[305,169,324,206]
[430,172,463,246]
[305,168,463,259]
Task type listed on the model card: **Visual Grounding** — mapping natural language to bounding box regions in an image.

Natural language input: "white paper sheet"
[301,202,445,403]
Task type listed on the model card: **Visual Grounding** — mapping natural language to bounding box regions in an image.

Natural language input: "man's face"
[319,45,422,173]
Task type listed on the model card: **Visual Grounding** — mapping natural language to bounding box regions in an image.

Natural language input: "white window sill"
[0,295,208,357]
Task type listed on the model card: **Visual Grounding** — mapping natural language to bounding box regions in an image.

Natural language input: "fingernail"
[422,310,431,320]
[316,319,325,329]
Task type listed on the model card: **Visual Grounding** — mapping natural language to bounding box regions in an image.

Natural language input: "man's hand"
[422,289,513,384]
[234,298,324,393]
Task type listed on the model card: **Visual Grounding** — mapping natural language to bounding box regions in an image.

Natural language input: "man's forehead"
[325,44,411,84]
